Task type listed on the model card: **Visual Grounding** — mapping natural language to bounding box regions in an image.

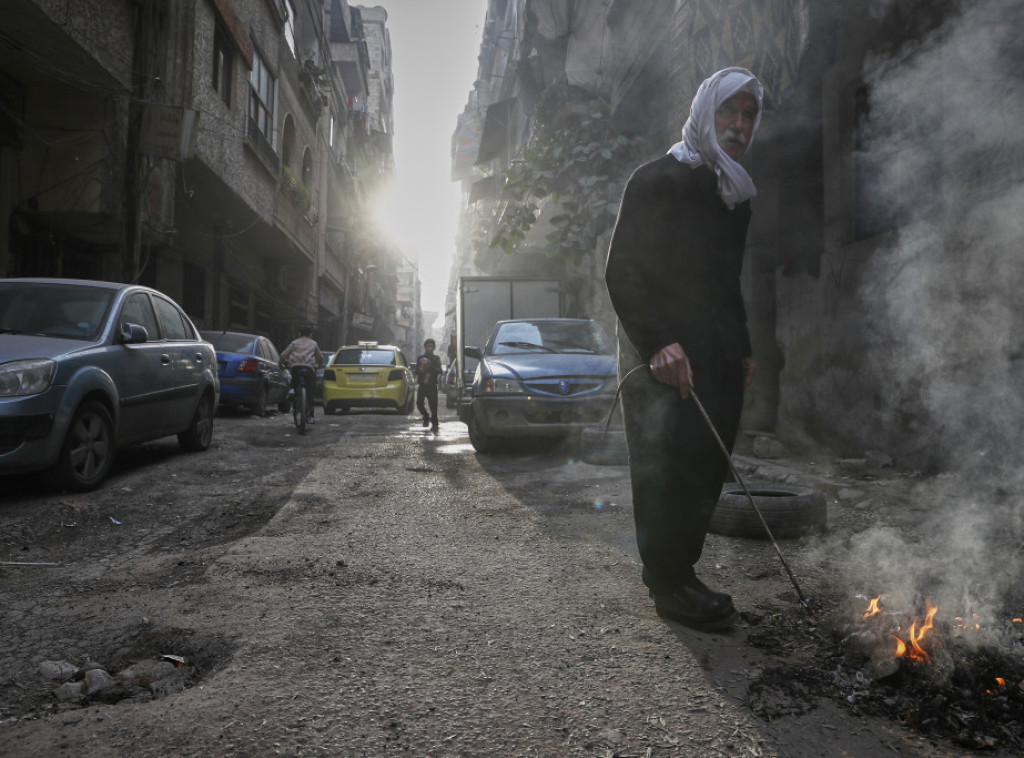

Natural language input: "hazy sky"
[369,1,486,327]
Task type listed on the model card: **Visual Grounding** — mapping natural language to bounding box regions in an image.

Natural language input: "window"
[213,24,233,107]
[283,0,297,58]
[153,297,193,340]
[301,147,313,187]
[249,49,276,143]
[121,293,161,340]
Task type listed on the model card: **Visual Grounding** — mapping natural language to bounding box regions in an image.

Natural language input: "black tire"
[467,408,500,454]
[710,483,827,539]
[53,401,116,492]
[253,384,268,417]
[579,426,629,466]
[178,393,215,452]
[293,386,307,434]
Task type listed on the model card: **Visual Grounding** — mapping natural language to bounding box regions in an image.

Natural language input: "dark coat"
[415,353,442,388]
[605,155,752,371]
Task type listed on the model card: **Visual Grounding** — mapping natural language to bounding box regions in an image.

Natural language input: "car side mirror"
[120,322,149,344]
[465,346,481,360]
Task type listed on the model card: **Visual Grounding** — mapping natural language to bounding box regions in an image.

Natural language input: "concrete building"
[0,0,405,354]
[449,0,1024,470]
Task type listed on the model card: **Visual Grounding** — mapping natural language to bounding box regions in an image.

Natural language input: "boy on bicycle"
[279,324,324,424]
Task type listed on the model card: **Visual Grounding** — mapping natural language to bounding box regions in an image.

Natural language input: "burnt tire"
[53,401,115,492]
[710,483,827,539]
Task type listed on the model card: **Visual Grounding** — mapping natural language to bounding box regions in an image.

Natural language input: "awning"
[451,111,481,181]
[476,99,516,165]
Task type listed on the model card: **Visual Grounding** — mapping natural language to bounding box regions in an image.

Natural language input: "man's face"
[425,343,435,354]
[714,91,758,160]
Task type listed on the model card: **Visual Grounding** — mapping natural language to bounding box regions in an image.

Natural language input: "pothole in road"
[25,623,236,717]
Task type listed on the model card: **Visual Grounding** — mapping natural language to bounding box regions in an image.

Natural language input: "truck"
[454,277,562,421]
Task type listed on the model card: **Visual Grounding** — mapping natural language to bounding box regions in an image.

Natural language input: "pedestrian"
[604,67,763,632]
[279,324,325,424]
[415,338,442,433]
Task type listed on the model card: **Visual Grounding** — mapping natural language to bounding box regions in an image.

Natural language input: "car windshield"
[0,282,115,341]
[203,332,258,354]
[335,348,396,366]
[490,320,614,356]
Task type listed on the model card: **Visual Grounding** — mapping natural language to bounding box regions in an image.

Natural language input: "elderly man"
[605,67,763,632]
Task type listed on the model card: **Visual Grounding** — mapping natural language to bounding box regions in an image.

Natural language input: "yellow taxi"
[321,342,416,415]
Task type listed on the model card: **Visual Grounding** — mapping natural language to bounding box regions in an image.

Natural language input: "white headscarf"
[668,67,764,209]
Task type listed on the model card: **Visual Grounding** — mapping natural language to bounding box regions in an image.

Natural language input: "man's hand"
[650,343,694,398]
[742,356,756,389]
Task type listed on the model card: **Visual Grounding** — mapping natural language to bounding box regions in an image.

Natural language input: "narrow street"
[3,407,1017,757]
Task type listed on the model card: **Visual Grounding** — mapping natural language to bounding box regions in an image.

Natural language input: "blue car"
[0,278,220,491]
[463,318,617,453]
[200,331,292,417]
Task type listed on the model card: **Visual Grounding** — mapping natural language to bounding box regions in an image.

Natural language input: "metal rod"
[689,389,811,609]
[603,365,810,609]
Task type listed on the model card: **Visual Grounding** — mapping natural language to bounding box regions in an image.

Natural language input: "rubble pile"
[38,655,193,707]
[743,602,1024,752]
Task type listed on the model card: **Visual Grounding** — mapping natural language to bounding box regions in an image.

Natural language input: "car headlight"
[0,359,57,397]
[484,377,524,394]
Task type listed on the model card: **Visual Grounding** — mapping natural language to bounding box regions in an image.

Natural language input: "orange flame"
[892,600,939,664]
[863,596,883,618]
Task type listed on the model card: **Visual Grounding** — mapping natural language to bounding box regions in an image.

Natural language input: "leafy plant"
[489,86,651,267]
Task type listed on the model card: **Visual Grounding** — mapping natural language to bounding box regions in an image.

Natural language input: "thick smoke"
[823,0,1024,624]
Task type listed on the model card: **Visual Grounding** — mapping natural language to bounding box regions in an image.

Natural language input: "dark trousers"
[620,357,744,594]
[417,383,438,423]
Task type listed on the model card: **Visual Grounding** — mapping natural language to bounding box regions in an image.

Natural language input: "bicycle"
[283,363,315,435]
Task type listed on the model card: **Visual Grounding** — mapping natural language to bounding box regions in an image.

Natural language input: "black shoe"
[421,416,429,427]
[649,582,738,632]
[431,422,439,433]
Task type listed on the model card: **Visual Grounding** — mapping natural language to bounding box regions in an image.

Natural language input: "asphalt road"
[1,406,1017,756]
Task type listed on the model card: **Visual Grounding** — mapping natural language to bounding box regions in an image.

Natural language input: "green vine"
[489,86,652,266]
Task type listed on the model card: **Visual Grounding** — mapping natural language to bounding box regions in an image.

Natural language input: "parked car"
[200,331,291,416]
[0,278,220,491]
[443,361,459,408]
[463,318,617,453]
[321,341,415,415]
[315,350,336,403]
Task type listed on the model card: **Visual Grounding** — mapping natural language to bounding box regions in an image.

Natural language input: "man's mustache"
[720,129,747,145]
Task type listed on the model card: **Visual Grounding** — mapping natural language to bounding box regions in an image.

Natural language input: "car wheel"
[253,384,269,417]
[710,484,827,539]
[178,392,215,452]
[467,408,500,454]
[53,401,116,492]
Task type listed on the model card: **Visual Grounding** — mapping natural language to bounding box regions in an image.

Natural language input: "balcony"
[245,117,280,174]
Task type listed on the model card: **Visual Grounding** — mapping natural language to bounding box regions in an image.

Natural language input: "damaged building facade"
[450,0,1024,470]
[0,0,417,354]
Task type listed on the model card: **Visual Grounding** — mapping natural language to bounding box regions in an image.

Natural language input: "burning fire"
[863,596,883,618]
[890,600,939,663]
[862,596,940,663]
